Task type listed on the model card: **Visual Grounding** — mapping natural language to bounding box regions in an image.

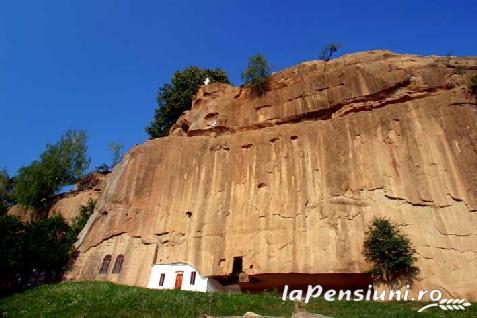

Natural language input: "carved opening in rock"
[241,143,253,149]
[218,258,225,265]
[112,255,124,274]
[236,273,373,293]
[257,183,267,189]
[204,112,218,120]
[232,256,243,275]
[290,136,298,141]
[249,265,253,269]
[185,211,192,218]
[101,210,108,216]
[99,255,112,274]
[181,122,190,133]
[270,137,280,143]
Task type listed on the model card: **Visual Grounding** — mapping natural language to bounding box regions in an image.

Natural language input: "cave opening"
[232,256,243,275]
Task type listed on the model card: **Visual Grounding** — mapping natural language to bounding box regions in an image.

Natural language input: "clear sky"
[1,0,476,176]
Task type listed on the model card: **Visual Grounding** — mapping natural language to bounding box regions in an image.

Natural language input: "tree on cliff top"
[363,217,419,287]
[14,130,90,210]
[242,54,271,97]
[319,43,340,62]
[146,67,230,139]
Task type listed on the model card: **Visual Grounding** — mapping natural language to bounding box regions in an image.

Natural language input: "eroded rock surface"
[70,51,477,299]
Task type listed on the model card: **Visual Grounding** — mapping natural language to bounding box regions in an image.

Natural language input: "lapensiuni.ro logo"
[282,285,472,313]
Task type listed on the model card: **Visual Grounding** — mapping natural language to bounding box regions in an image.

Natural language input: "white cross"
[204,77,210,85]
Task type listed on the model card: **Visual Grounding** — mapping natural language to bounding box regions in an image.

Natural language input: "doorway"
[174,272,183,289]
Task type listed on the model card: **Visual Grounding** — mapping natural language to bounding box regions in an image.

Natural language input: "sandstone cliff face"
[70,51,477,298]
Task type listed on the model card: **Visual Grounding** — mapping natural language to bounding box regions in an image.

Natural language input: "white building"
[147,262,226,292]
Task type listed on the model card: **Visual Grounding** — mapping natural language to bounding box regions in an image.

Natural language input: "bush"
[146,67,230,139]
[14,130,90,210]
[469,74,477,97]
[242,54,271,96]
[319,43,340,62]
[0,215,76,296]
[70,199,96,237]
[109,142,124,167]
[0,168,15,215]
[94,163,111,175]
[363,217,419,287]
[0,216,26,280]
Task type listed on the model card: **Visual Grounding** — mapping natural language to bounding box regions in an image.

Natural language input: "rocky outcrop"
[8,172,108,223]
[69,51,477,299]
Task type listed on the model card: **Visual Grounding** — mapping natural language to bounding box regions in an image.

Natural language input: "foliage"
[0,216,26,278]
[70,199,96,237]
[241,54,271,96]
[319,43,341,62]
[94,163,111,174]
[109,142,124,167]
[363,217,419,287]
[23,215,76,280]
[146,67,230,138]
[0,168,15,215]
[2,282,476,318]
[0,215,75,296]
[469,74,477,97]
[14,130,90,210]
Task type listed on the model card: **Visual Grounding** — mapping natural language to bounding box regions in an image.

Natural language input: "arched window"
[99,255,112,274]
[112,255,124,274]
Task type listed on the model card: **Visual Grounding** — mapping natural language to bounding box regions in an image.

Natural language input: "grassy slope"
[0,282,475,318]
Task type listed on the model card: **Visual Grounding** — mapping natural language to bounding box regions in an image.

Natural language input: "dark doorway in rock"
[232,256,243,275]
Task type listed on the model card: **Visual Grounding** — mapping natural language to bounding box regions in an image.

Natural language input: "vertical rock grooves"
[69,50,477,299]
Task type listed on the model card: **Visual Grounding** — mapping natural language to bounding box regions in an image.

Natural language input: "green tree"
[0,168,15,215]
[14,130,90,210]
[70,199,96,238]
[109,142,124,167]
[0,215,26,278]
[363,217,419,287]
[24,215,76,283]
[146,67,230,138]
[241,54,271,96]
[319,43,341,62]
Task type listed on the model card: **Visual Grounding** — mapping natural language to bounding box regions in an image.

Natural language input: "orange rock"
[70,51,477,299]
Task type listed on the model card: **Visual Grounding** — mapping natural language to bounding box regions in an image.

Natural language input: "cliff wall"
[70,51,477,298]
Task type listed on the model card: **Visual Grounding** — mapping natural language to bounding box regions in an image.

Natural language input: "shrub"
[94,163,111,174]
[0,214,75,296]
[109,142,124,167]
[319,43,340,62]
[146,67,230,139]
[14,130,90,210]
[70,198,96,237]
[242,54,271,97]
[363,217,419,287]
[0,168,15,215]
[469,75,477,97]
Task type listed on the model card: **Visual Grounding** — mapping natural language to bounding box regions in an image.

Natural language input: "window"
[190,271,196,285]
[112,255,124,274]
[99,255,112,274]
[159,273,165,287]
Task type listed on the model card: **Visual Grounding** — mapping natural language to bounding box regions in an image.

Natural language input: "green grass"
[0,282,475,318]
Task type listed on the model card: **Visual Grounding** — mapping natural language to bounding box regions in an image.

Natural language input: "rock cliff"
[8,172,107,223]
[70,51,477,298]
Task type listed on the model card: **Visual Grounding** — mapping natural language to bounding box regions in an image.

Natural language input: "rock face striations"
[69,51,477,298]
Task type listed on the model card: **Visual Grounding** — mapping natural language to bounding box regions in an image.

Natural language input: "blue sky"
[1,0,476,176]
